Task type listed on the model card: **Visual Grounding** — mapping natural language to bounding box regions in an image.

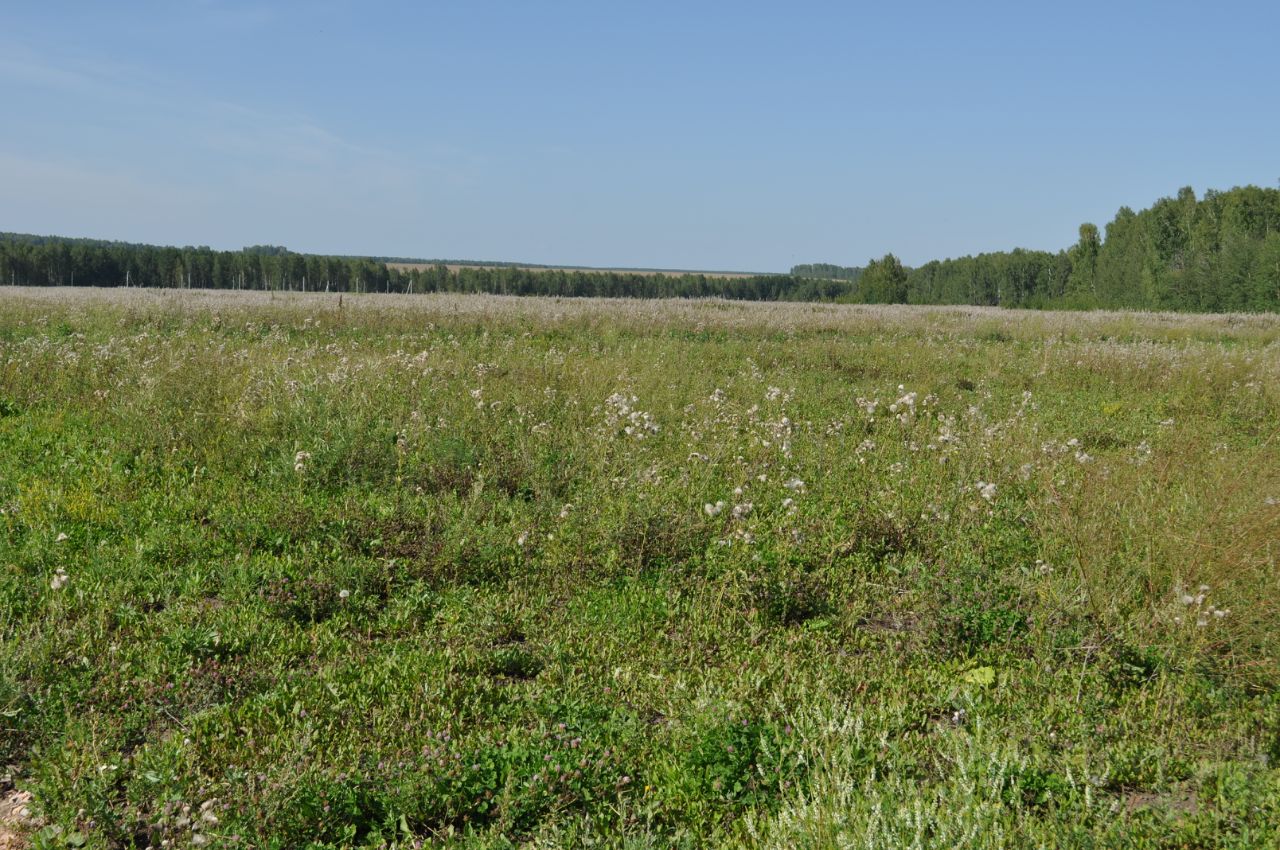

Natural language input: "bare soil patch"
[1124,786,1199,815]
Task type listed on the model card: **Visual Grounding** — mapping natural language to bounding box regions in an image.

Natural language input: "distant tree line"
[0,233,839,301]
[903,185,1278,310]
[798,185,1280,311]
[3,185,1278,310]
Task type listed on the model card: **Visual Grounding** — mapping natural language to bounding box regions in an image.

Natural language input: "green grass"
[1,288,1279,848]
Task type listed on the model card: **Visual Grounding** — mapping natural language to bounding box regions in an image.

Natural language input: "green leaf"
[961,666,996,687]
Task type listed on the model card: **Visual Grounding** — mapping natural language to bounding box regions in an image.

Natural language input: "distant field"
[385,261,766,278]
[1,288,1278,848]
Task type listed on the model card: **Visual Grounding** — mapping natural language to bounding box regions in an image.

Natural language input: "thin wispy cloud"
[0,33,481,251]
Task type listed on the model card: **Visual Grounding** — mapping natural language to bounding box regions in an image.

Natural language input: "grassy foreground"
[1,288,1279,849]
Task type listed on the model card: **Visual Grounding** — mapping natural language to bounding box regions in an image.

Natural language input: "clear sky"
[3,1,1278,271]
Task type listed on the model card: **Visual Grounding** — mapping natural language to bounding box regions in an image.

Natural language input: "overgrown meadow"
[2,288,1279,849]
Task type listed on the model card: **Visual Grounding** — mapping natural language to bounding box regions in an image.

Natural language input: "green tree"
[857,254,909,303]
[1065,223,1101,305]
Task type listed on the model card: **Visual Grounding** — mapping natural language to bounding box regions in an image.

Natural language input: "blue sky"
[2,1,1277,271]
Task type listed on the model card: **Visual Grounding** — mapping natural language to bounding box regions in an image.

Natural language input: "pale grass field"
[383,264,763,279]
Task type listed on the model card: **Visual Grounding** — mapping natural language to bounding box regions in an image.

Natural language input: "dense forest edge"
[3,185,1278,311]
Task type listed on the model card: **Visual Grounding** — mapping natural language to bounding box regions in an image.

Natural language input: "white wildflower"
[976,481,997,502]
[604,392,659,438]
[50,568,69,591]
[732,502,753,520]
[783,478,805,492]
[704,501,725,517]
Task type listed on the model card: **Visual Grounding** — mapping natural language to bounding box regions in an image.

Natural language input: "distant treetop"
[791,263,864,282]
